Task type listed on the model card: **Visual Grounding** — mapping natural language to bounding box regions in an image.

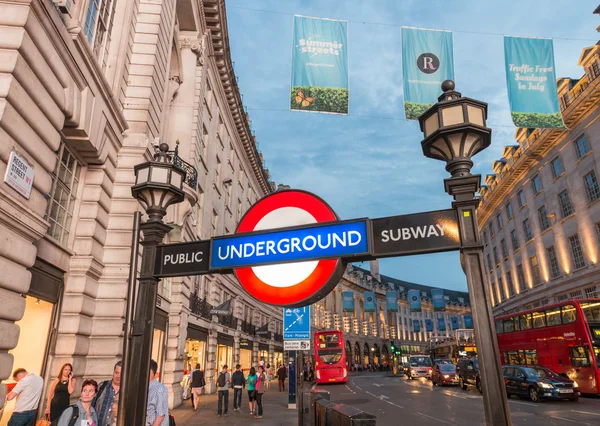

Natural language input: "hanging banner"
[451,316,459,330]
[386,291,398,312]
[342,291,355,312]
[438,317,446,331]
[364,291,376,312]
[431,289,446,312]
[401,27,454,120]
[464,315,473,329]
[291,15,349,114]
[408,289,421,312]
[425,319,434,332]
[413,319,421,332]
[504,36,566,129]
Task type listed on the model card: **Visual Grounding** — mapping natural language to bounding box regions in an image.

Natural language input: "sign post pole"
[288,351,297,409]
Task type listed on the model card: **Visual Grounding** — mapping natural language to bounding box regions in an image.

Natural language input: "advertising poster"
[386,291,399,312]
[401,27,454,120]
[425,319,434,332]
[438,317,446,332]
[451,316,459,330]
[432,289,446,312]
[291,15,349,114]
[364,291,376,312]
[504,36,566,129]
[409,289,421,312]
[464,315,473,329]
[342,291,355,312]
[413,319,421,332]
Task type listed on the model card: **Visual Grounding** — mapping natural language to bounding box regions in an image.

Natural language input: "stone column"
[205,327,218,394]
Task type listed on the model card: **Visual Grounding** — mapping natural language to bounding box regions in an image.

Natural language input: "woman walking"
[46,363,76,421]
[190,363,205,411]
[246,367,258,415]
[265,364,272,390]
[56,379,99,426]
[254,365,267,419]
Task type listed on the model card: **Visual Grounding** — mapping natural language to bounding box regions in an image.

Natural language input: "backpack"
[217,371,227,387]
[50,404,79,426]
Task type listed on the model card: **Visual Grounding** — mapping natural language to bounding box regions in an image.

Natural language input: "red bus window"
[562,305,577,324]
[524,349,537,365]
[532,311,546,328]
[546,307,562,326]
[581,302,600,322]
[495,320,503,334]
[519,313,532,330]
[570,346,591,367]
[504,318,515,333]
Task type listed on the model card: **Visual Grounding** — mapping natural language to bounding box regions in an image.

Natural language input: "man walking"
[231,365,245,412]
[277,365,287,392]
[93,361,121,426]
[5,368,43,426]
[216,365,231,417]
[147,360,168,426]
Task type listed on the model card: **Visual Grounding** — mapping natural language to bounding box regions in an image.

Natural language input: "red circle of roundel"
[235,190,343,307]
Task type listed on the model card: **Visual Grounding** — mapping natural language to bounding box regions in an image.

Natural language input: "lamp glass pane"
[136,166,149,184]
[171,170,183,188]
[447,134,464,157]
[424,114,439,137]
[467,105,485,126]
[441,105,465,127]
[432,137,453,160]
[151,166,169,184]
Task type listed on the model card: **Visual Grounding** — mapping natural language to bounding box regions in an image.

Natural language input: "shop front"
[152,308,168,380]
[273,347,283,368]
[1,259,62,426]
[239,338,253,372]
[216,333,234,372]
[258,343,269,366]
[184,325,208,374]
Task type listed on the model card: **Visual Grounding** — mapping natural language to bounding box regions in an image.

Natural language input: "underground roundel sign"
[212,190,351,307]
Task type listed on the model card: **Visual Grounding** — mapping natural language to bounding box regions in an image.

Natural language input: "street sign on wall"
[284,306,311,340]
[155,240,211,278]
[4,151,34,199]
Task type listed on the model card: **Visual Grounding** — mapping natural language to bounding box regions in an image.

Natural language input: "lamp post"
[418,81,512,426]
[119,143,186,426]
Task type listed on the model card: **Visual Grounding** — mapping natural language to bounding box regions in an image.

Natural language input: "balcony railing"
[220,314,238,330]
[189,294,213,320]
[173,141,198,190]
[274,333,283,343]
[241,320,256,336]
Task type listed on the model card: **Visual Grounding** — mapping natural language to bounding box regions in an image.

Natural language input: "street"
[321,372,600,426]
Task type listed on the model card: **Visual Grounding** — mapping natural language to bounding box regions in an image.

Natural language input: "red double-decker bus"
[495,299,600,394]
[314,330,348,384]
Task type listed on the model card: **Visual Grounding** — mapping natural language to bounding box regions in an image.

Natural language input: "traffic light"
[390,340,396,352]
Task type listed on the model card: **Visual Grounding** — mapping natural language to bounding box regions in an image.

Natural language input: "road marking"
[415,411,457,425]
[550,416,589,425]
[355,385,363,390]
[379,395,390,399]
[373,384,383,387]
[507,400,537,407]
[365,391,377,397]
[572,410,600,417]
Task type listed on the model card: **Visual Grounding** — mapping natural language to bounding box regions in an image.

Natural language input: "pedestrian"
[55,379,99,426]
[216,364,231,417]
[265,364,272,390]
[190,363,205,411]
[231,364,245,413]
[246,367,258,416]
[254,365,267,419]
[147,359,169,426]
[45,363,76,422]
[276,365,287,392]
[5,368,43,426]
[93,361,121,426]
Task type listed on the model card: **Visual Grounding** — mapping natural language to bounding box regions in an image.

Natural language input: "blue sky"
[226,0,598,292]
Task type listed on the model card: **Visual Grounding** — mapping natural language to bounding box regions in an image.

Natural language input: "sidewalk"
[171,381,298,425]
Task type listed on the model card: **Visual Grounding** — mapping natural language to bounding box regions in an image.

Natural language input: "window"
[483,230,488,245]
[486,254,493,271]
[211,210,219,236]
[584,171,600,203]
[498,277,505,301]
[517,190,526,208]
[510,229,519,251]
[493,246,499,265]
[496,213,504,229]
[495,320,503,334]
[215,156,222,183]
[546,246,560,279]
[569,234,585,269]
[516,264,526,291]
[522,219,533,241]
[503,318,515,333]
[490,221,495,235]
[562,305,577,324]
[530,255,541,284]
[531,175,543,194]
[506,272,515,296]
[236,199,243,223]
[500,239,508,258]
[538,205,550,231]
[569,346,591,367]
[574,135,590,159]
[550,156,564,178]
[558,190,573,218]
[506,203,513,220]
[83,0,116,69]
[545,307,562,327]
[532,311,546,328]
[45,143,82,246]
[519,313,532,330]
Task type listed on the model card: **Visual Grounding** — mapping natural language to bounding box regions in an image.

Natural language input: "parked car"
[432,362,458,386]
[502,365,580,402]
[457,358,481,393]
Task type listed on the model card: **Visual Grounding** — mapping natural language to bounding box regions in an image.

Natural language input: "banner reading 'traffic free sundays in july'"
[402,27,454,120]
[504,36,567,129]
[291,15,348,114]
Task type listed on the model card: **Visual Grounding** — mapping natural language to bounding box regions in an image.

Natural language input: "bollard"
[310,389,330,426]
[330,403,376,426]
[315,399,335,426]
[300,388,312,426]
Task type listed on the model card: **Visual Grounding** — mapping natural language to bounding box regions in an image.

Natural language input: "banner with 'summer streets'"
[504,36,567,129]
[291,15,349,114]
[402,27,454,120]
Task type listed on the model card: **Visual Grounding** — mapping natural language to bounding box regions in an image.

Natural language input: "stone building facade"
[477,38,600,316]
[0,0,283,418]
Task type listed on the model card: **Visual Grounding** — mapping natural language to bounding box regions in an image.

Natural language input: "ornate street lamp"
[418,81,512,426]
[119,143,186,426]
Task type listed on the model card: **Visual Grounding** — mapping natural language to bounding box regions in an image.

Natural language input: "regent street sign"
[153,190,461,307]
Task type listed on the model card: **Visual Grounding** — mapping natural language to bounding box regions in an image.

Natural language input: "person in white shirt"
[5,368,44,426]
[146,360,169,426]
